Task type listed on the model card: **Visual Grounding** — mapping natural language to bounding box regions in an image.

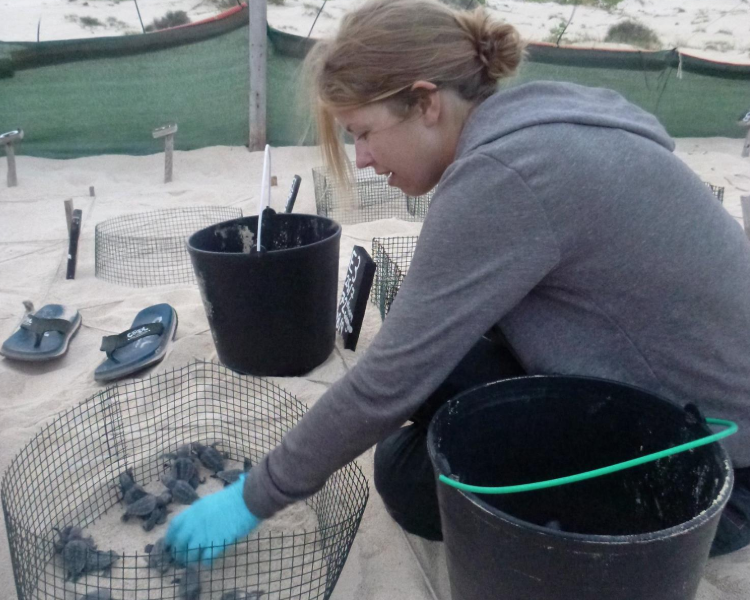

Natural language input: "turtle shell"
[170,480,198,505]
[63,539,89,581]
[84,549,119,573]
[123,494,157,519]
[123,484,148,506]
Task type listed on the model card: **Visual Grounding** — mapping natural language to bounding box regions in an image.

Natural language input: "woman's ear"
[411,81,440,126]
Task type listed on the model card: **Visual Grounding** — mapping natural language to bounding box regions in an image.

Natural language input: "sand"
[1,139,749,600]
[2,0,750,64]
[51,459,323,600]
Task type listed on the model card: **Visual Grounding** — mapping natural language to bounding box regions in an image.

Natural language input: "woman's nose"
[355,140,373,169]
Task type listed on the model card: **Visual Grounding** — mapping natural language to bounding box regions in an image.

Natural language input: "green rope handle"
[438,417,738,495]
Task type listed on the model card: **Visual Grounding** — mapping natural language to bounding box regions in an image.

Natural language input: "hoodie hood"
[457,81,675,157]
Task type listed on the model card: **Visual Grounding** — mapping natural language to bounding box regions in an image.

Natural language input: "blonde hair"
[305,0,525,183]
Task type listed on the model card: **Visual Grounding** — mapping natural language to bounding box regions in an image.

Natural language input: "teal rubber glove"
[165,474,261,565]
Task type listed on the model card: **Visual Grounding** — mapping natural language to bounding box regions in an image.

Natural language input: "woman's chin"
[392,178,428,197]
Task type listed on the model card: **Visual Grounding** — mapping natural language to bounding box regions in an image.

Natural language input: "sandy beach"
[2,0,750,598]
[1,139,749,599]
[2,0,750,64]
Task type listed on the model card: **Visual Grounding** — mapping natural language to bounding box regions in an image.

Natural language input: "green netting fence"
[1,4,749,159]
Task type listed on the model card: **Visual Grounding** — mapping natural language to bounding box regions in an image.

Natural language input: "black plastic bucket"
[187,212,341,376]
[427,376,733,600]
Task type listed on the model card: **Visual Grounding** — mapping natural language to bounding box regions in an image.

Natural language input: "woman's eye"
[356,132,369,142]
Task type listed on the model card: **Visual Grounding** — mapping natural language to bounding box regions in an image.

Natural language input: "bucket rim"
[186,213,342,257]
[426,374,734,543]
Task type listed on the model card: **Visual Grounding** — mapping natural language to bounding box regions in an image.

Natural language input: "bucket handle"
[438,417,737,495]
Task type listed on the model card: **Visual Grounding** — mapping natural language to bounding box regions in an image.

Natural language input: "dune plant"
[605,20,661,49]
[144,10,191,32]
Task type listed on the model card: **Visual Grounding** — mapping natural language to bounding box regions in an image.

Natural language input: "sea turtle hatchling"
[212,458,253,487]
[220,590,266,600]
[145,537,174,574]
[192,442,226,473]
[174,564,201,600]
[63,539,92,581]
[169,456,203,489]
[162,474,199,504]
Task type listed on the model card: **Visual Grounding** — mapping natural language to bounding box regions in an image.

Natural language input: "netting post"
[152,123,178,183]
[0,129,23,187]
[742,196,750,240]
[742,127,750,158]
[249,0,268,151]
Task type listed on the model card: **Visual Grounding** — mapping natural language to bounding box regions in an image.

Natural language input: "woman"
[167,0,750,562]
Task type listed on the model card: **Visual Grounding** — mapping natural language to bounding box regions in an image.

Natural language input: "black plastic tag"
[336,245,376,351]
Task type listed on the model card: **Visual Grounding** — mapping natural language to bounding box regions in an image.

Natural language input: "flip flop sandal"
[94,303,178,383]
[0,304,82,362]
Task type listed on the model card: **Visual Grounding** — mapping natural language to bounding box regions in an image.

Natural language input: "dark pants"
[374,334,525,541]
[373,336,750,556]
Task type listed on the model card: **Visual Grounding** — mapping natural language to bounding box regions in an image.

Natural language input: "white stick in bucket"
[257,144,272,252]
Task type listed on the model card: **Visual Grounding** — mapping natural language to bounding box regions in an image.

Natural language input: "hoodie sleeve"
[243,152,561,518]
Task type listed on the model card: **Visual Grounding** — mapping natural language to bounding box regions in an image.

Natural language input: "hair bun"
[455,9,524,82]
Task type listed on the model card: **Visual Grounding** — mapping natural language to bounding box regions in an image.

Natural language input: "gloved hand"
[165,474,261,565]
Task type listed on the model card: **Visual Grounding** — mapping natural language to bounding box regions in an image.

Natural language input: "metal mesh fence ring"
[706,182,725,204]
[1,361,369,600]
[95,206,242,287]
[312,165,434,225]
[370,237,419,321]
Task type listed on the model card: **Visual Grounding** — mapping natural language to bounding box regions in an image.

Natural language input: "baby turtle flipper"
[142,504,168,532]
[122,494,157,522]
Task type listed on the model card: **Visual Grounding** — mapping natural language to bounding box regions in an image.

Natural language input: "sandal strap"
[21,314,75,348]
[100,322,165,359]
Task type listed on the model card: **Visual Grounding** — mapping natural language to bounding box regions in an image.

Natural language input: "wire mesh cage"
[312,165,434,225]
[370,237,419,320]
[95,206,243,287]
[705,182,725,204]
[1,361,369,600]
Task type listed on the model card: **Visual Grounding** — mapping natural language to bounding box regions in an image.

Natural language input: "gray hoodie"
[244,81,750,518]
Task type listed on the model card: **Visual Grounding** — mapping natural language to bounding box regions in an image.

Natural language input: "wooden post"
[64,199,74,234]
[742,196,750,240]
[743,128,750,158]
[0,129,23,187]
[152,123,178,183]
[249,0,267,151]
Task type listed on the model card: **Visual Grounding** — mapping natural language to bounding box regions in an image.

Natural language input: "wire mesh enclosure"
[312,165,434,225]
[370,237,419,320]
[1,361,369,600]
[95,206,243,287]
[706,183,725,204]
